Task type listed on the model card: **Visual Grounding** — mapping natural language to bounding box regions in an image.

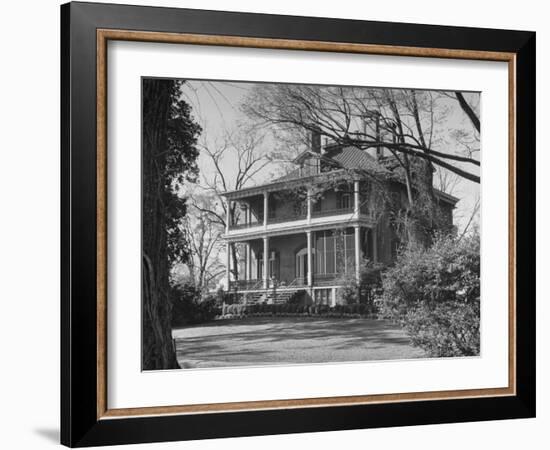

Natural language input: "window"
[257,252,264,279]
[344,229,355,273]
[269,251,279,279]
[364,229,373,260]
[268,197,277,219]
[315,233,325,274]
[313,198,322,212]
[314,229,357,275]
[294,200,307,216]
[340,193,351,210]
[325,232,335,274]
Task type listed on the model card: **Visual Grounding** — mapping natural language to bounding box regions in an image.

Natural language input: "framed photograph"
[61,1,535,447]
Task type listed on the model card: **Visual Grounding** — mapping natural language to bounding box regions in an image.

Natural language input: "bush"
[378,231,480,357]
[171,283,220,326]
[216,287,232,305]
[287,289,307,305]
[335,259,384,307]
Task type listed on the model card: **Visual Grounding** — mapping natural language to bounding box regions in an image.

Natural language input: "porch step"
[242,291,266,304]
[241,289,301,304]
[264,289,300,304]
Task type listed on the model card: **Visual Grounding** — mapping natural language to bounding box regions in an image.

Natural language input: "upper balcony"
[224,183,374,239]
[227,205,359,230]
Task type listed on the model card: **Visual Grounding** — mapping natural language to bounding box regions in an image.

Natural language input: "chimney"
[311,128,321,154]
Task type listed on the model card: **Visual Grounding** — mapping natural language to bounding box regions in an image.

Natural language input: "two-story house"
[221,131,458,305]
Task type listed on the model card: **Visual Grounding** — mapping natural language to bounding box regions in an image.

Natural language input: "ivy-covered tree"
[142,78,201,370]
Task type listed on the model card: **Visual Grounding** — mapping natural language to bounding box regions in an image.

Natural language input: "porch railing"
[267,212,307,224]
[228,221,263,231]
[312,273,342,286]
[229,279,263,291]
[229,274,344,291]
[311,206,354,218]
[228,206,368,229]
[283,277,307,288]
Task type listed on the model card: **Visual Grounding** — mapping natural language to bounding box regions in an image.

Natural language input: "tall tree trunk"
[142,79,180,370]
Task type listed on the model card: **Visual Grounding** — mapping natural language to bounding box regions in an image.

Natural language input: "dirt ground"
[172,317,427,368]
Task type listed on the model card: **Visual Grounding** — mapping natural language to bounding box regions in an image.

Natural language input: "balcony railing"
[267,212,307,224]
[311,206,354,218]
[227,205,371,231]
[228,221,263,231]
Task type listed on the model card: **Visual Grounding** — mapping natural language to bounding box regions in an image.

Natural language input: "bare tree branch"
[455,92,480,133]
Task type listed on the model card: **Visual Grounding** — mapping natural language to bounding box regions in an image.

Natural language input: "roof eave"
[221,169,353,200]
[434,189,460,205]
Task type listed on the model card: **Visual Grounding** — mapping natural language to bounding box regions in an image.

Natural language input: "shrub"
[335,259,384,307]
[339,283,358,305]
[171,284,220,326]
[287,289,307,305]
[378,231,480,357]
[216,287,232,305]
[318,304,329,314]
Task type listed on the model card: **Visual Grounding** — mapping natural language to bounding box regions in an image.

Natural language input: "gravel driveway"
[172,317,426,368]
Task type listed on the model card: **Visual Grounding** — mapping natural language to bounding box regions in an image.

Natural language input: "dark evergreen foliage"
[142,79,201,370]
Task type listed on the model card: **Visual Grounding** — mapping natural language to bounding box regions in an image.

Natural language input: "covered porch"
[226,226,378,293]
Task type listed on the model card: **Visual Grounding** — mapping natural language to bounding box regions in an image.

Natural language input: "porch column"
[307,189,312,223]
[354,180,360,216]
[263,236,269,288]
[246,243,251,280]
[243,243,248,281]
[354,225,361,282]
[263,191,269,227]
[307,231,313,287]
[226,241,231,290]
[225,200,232,233]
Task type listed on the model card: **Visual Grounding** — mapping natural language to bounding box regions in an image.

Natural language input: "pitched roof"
[328,146,389,175]
[222,144,458,205]
[272,146,389,184]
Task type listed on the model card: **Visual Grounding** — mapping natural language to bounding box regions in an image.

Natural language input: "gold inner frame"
[96,29,517,420]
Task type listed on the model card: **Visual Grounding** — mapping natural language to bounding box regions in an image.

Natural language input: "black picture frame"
[61,1,536,447]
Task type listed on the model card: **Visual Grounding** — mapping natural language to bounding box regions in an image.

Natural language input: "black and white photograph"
[0,0,541,447]
[142,78,481,371]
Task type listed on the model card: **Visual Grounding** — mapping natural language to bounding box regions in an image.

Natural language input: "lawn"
[172,317,427,369]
